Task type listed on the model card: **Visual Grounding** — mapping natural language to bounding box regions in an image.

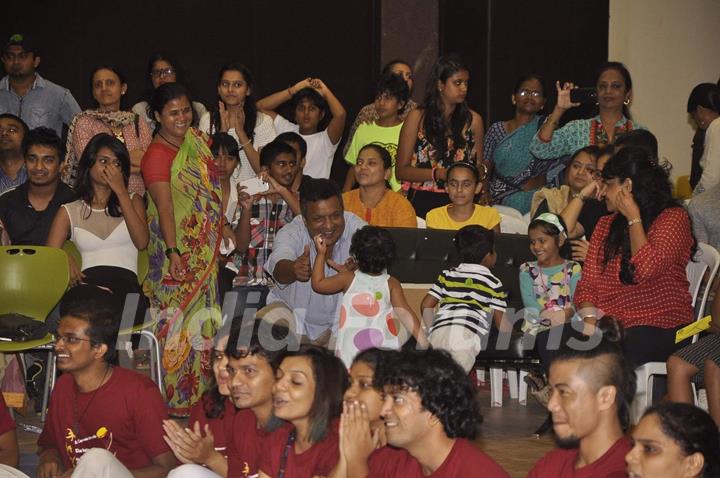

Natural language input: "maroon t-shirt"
[0,394,15,436]
[188,395,236,456]
[527,437,632,478]
[368,439,510,478]
[37,367,170,470]
[258,419,339,478]
[227,409,290,478]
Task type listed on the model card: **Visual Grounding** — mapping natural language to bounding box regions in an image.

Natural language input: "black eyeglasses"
[53,334,92,345]
[517,89,543,98]
[150,67,175,79]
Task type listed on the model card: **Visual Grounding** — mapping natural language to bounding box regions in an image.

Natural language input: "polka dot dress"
[337,270,399,368]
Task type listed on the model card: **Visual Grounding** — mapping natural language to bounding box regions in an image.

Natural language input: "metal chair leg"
[41,350,55,422]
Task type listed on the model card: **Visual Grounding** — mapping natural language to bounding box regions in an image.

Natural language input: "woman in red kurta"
[574,146,695,366]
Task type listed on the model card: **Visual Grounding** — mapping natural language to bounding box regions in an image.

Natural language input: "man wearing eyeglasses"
[0,34,80,137]
[36,285,176,478]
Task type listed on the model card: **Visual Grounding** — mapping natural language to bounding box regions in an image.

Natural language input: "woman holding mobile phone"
[530,61,645,160]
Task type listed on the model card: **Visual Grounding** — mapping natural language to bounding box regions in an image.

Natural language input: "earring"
[624,98,631,105]
[232,166,241,180]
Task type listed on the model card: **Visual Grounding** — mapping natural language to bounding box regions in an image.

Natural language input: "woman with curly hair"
[310,225,427,368]
[333,348,509,477]
[395,55,485,218]
[626,402,720,478]
[574,146,696,366]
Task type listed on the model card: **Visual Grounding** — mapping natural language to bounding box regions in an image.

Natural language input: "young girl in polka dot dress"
[311,225,428,368]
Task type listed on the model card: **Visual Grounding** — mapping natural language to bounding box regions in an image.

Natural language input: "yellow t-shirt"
[426,204,502,230]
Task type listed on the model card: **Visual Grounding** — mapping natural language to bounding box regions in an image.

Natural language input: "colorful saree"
[145,128,222,415]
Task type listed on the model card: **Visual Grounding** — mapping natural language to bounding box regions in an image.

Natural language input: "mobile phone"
[570,87,598,104]
[239,177,269,196]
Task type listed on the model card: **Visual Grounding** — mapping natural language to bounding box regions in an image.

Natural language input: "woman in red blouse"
[573,146,695,366]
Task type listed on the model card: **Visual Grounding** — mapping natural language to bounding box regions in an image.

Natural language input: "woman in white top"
[687,82,720,195]
[132,52,207,131]
[47,133,149,302]
[199,63,276,183]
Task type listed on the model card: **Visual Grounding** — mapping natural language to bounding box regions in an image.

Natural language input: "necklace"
[157,131,182,149]
[72,364,112,435]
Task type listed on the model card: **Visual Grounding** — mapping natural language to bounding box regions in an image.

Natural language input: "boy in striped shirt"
[421,225,507,372]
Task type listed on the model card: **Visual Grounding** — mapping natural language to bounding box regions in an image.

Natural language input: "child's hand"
[314,234,327,255]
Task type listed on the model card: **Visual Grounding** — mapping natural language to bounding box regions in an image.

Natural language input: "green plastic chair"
[62,241,149,284]
[0,246,70,419]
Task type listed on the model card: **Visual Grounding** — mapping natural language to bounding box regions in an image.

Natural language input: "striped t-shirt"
[427,263,507,336]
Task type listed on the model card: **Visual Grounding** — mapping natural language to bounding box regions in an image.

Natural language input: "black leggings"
[536,322,691,372]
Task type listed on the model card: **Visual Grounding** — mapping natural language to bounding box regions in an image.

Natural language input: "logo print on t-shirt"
[65,426,114,465]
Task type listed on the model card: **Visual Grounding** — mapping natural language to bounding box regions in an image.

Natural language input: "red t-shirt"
[188,395,236,456]
[227,409,290,478]
[258,419,339,478]
[527,437,632,478]
[141,142,176,186]
[37,367,170,470]
[367,439,509,477]
[0,394,15,436]
[574,208,694,329]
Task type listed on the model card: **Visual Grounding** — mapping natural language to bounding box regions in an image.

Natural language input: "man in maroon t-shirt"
[528,318,636,478]
[352,348,510,477]
[0,392,18,470]
[36,285,176,478]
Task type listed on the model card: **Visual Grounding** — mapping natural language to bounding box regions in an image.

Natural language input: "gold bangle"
[628,218,642,226]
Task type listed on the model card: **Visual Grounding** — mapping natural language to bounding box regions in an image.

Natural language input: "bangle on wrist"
[572,192,586,201]
[287,86,295,97]
[239,138,252,148]
[627,218,642,227]
[582,314,597,321]
[165,247,181,258]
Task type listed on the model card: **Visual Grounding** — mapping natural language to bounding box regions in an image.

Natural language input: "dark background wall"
[4,0,608,179]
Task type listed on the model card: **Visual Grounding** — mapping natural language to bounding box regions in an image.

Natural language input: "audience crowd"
[0,31,719,477]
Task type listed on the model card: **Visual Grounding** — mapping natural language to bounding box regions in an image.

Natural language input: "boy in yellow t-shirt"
[343,72,410,192]
[426,162,501,231]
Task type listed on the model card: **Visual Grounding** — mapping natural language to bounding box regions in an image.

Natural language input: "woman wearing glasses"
[132,52,207,131]
[484,74,547,215]
[530,62,644,160]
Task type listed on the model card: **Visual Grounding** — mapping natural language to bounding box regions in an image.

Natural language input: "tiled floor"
[13,376,554,478]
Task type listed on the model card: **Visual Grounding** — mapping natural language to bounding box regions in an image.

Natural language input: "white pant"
[428,325,483,373]
[0,464,30,478]
[0,449,133,478]
[168,464,222,478]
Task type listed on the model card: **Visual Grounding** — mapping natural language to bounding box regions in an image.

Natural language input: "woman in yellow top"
[426,162,501,231]
[342,144,417,227]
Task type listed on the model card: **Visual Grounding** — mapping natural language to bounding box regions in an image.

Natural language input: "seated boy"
[231,141,301,306]
[421,225,507,372]
[342,72,409,192]
[426,162,501,231]
[37,285,175,478]
[257,78,345,180]
[275,131,311,194]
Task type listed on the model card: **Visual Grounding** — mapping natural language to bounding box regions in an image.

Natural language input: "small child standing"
[425,162,501,231]
[519,213,582,337]
[421,225,507,372]
[311,225,427,368]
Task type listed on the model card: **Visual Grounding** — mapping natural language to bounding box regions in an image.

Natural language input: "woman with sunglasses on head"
[484,74,548,215]
[258,346,348,478]
[63,65,152,195]
[47,133,148,303]
[395,55,486,219]
[132,52,207,132]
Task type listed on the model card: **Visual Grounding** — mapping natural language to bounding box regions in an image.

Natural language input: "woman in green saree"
[141,82,222,416]
[484,74,548,215]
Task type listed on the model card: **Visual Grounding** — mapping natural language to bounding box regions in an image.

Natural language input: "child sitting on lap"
[311,225,427,367]
[421,225,507,372]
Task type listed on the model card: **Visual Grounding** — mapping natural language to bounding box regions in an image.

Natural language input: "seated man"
[0,113,28,194]
[276,131,311,194]
[37,285,175,478]
[257,78,345,180]
[261,178,366,345]
[349,348,509,477]
[0,126,75,245]
[528,317,635,477]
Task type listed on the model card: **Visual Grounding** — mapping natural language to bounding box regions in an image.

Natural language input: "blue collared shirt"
[265,212,367,339]
[0,164,26,195]
[0,74,81,136]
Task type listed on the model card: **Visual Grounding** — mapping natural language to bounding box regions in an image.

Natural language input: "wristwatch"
[165,247,181,258]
